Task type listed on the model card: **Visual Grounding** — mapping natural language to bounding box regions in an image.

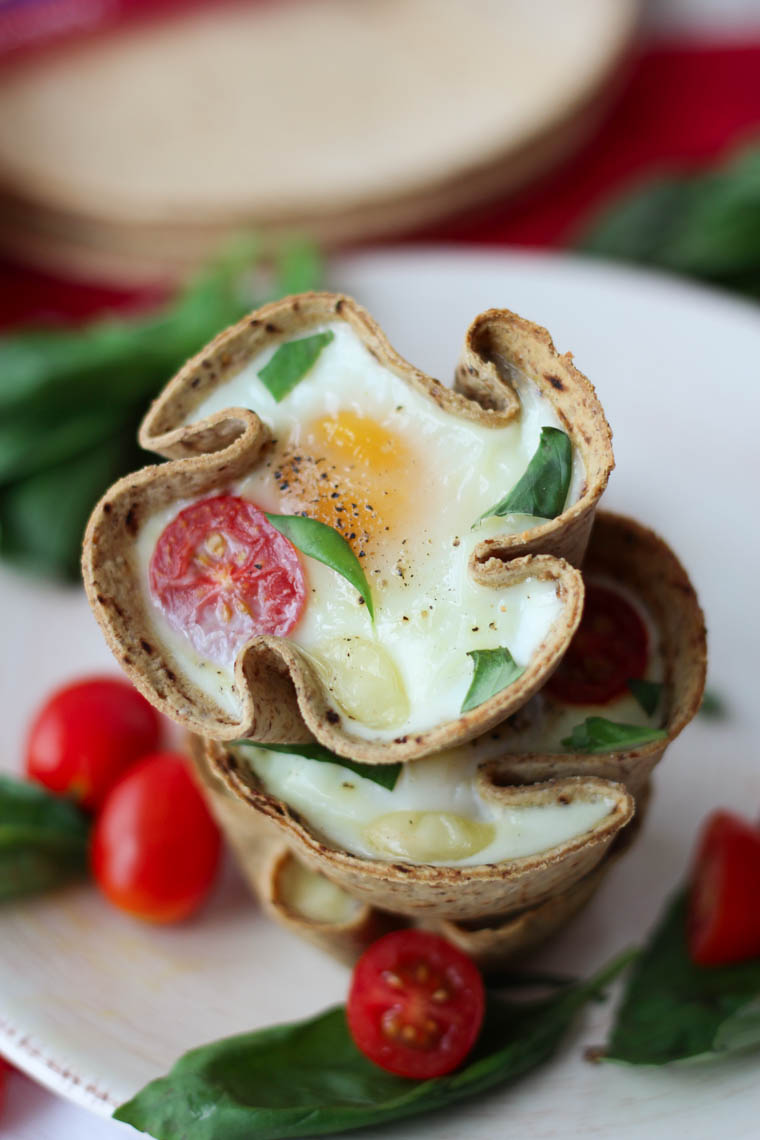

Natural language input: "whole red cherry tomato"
[688,810,760,967]
[546,584,648,705]
[347,930,485,1079]
[25,676,162,811]
[91,752,221,923]
[149,495,307,665]
[0,1057,9,1113]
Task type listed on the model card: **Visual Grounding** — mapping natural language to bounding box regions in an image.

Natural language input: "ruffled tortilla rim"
[207,732,634,921]
[489,511,707,796]
[82,292,612,761]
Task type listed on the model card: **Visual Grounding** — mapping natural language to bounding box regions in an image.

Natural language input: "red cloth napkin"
[412,40,760,249]
[1,39,758,328]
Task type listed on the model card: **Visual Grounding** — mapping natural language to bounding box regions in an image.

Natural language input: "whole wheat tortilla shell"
[190,739,647,970]
[83,293,612,762]
[205,730,634,921]
[262,847,405,967]
[188,736,406,964]
[197,507,702,921]
[429,780,650,968]
[493,511,707,798]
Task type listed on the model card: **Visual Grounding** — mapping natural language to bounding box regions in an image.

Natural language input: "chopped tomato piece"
[346,930,485,1079]
[25,676,162,810]
[149,495,306,664]
[91,752,221,923]
[546,584,648,705]
[688,810,760,967]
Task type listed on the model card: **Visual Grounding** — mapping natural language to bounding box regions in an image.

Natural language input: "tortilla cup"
[492,511,707,797]
[196,508,701,922]
[190,740,646,971]
[203,730,633,921]
[454,307,612,565]
[83,292,611,762]
[429,780,649,969]
[188,736,405,963]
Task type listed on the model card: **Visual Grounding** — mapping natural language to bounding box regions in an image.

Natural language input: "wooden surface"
[0,0,639,280]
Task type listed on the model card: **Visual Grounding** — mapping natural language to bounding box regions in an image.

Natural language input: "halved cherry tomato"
[688,810,760,967]
[346,930,485,1078]
[91,752,221,923]
[149,495,306,665]
[25,676,162,811]
[546,584,648,705]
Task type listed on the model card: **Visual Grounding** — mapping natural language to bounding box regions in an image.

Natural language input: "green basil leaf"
[0,775,90,900]
[234,740,401,792]
[273,239,325,297]
[579,177,690,265]
[606,891,760,1064]
[476,427,572,524]
[258,332,334,402]
[561,717,667,754]
[265,513,374,619]
[0,240,259,420]
[0,236,323,580]
[713,997,760,1054]
[114,952,632,1139]
[627,679,663,717]
[0,430,143,578]
[461,647,525,713]
[578,141,760,299]
[699,689,728,719]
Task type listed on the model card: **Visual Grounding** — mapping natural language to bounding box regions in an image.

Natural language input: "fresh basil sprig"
[606,891,760,1064]
[272,240,324,297]
[0,775,90,900]
[461,647,525,713]
[0,238,323,579]
[476,427,572,525]
[234,740,401,792]
[258,332,334,402]
[699,689,728,719]
[114,952,632,1139]
[265,513,374,619]
[578,139,760,299]
[561,717,667,753]
[627,679,663,717]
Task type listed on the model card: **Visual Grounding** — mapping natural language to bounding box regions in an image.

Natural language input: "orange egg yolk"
[270,411,417,558]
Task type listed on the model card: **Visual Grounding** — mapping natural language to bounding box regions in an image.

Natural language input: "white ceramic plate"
[1,249,758,1138]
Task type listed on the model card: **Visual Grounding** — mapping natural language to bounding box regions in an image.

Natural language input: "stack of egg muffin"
[83,294,706,970]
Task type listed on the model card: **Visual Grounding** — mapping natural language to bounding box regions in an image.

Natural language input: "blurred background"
[0,0,758,585]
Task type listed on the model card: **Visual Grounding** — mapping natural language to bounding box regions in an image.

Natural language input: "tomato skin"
[546,584,648,705]
[347,930,485,1079]
[25,676,162,811]
[688,811,760,967]
[91,752,221,923]
[149,495,307,666]
[0,1057,8,1113]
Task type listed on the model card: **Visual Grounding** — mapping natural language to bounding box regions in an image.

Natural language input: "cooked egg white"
[135,322,585,736]
[241,733,617,868]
